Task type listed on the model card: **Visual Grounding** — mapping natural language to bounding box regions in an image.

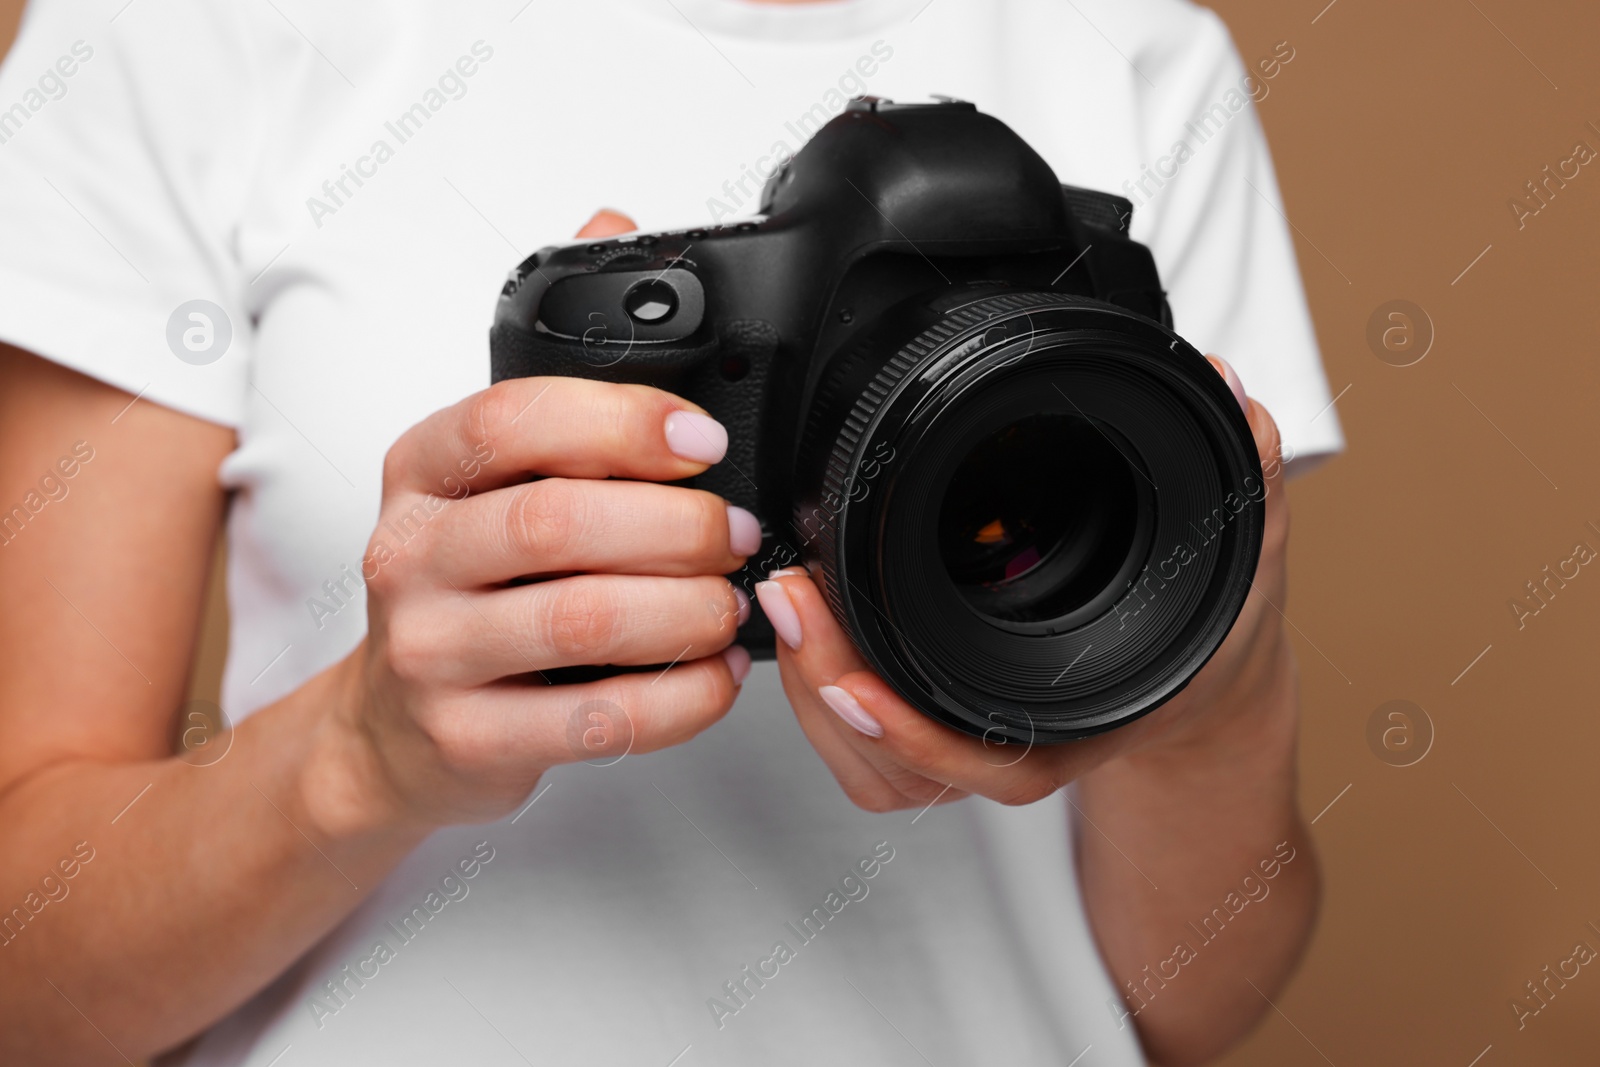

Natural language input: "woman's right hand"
[313,374,759,833]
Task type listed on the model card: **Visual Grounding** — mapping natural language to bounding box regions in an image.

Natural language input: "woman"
[0,0,1339,1063]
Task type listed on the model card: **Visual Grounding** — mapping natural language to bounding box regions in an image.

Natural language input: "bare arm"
[0,345,428,1063]
[1075,623,1317,1065]
[1073,385,1318,1065]
[0,298,756,1063]
[762,358,1319,1065]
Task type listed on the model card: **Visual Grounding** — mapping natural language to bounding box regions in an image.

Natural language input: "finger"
[385,377,729,494]
[430,573,746,681]
[1204,354,1284,483]
[1210,354,1289,566]
[775,646,914,808]
[782,655,973,812]
[1204,354,1248,412]
[766,571,1117,805]
[760,572,951,807]
[1204,355,1288,553]
[575,209,638,239]
[466,650,745,771]
[761,572,1021,802]
[428,479,761,586]
[755,570,871,687]
[1247,395,1285,491]
[824,668,1127,806]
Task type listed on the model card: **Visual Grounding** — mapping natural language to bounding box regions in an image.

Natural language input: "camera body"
[491,97,1263,743]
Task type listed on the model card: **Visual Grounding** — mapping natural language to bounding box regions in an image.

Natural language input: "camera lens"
[796,290,1263,744]
[937,413,1149,629]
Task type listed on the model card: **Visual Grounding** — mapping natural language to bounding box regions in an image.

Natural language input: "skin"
[719,4,1320,1047]
[0,186,1316,1067]
[0,211,750,1065]
[764,376,1317,1066]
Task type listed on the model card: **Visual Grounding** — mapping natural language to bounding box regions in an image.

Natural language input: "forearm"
[1075,646,1319,1066]
[0,657,424,1066]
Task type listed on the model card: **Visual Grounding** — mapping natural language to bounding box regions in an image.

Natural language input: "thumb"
[575,208,638,239]
[1204,353,1283,478]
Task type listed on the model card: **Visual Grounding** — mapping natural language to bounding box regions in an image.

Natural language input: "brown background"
[5,1,1598,1064]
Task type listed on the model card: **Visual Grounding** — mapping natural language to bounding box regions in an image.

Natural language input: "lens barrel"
[796,290,1264,744]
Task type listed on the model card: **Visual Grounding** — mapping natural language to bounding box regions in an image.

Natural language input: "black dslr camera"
[490,98,1264,744]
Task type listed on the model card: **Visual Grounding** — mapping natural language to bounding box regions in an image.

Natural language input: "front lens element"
[937,413,1142,625]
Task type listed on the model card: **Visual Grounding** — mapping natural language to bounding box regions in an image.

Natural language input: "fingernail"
[1207,355,1248,413]
[664,411,728,464]
[722,644,752,685]
[767,568,804,579]
[733,586,751,627]
[726,505,762,556]
[819,685,883,739]
[754,580,802,650]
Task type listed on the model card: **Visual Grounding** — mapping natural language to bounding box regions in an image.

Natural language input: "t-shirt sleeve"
[0,0,263,427]
[1130,8,1344,474]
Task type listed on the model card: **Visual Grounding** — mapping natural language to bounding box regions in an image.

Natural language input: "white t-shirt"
[0,1,1341,1064]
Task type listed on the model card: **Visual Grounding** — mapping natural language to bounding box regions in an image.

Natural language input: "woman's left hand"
[759,354,1295,812]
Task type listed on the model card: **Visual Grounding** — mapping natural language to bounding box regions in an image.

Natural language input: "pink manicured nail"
[727,505,762,556]
[767,568,804,579]
[754,580,802,650]
[664,411,728,464]
[722,644,752,685]
[1206,355,1248,413]
[819,685,883,738]
[733,586,751,627]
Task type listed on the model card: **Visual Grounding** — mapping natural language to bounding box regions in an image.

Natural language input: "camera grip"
[671,320,786,659]
[488,319,720,389]
[489,317,786,663]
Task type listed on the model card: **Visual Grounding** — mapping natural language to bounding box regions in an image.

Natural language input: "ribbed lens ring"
[802,292,1263,743]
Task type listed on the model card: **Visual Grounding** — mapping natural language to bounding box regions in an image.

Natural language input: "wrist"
[1120,635,1300,792]
[295,649,433,845]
